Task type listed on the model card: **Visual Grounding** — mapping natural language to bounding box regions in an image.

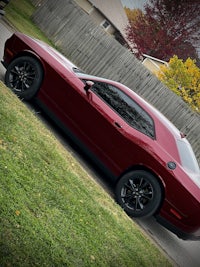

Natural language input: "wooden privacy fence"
[32,0,200,163]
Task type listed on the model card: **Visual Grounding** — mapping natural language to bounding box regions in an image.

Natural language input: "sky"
[121,0,148,10]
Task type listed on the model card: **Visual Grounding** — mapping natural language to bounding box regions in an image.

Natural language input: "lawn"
[0,82,172,266]
[5,0,52,44]
[0,0,173,266]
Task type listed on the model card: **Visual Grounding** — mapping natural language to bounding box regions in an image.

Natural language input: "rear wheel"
[5,56,43,100]
[115,170,162,218]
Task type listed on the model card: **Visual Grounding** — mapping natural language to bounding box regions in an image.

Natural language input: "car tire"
[115,170,162,218]
[5,56,43,101]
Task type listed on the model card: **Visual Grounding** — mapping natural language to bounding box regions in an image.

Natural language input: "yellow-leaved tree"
[158,55,200,112]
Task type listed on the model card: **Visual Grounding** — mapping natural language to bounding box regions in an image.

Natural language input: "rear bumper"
[156,215,200,241]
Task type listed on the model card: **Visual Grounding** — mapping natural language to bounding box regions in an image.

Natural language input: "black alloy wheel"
[115,170,162,218]
[5,56,43,100]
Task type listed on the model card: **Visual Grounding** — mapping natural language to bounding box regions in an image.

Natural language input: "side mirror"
[84,81,94,92]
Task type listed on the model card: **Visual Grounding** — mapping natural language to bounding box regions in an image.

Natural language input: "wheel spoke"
[124,194,137,210]
[129,179,136,190]
[11,76,20,84]
[26,75,35,80]
[14,80,22,91]
[11,66,21,76]
[136,197,144,210]
[124,180,134,192]
[25,65,36,78]
[21,81,26,92]
[139,178,148,189]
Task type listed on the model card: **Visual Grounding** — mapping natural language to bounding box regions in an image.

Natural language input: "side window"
[91,81,155,138]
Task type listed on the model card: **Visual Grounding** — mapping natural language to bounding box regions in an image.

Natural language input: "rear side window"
[91,81,155,138]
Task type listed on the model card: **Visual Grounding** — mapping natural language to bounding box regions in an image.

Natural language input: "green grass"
[5,0,52,44]
[1,1,173,266]
[0,83,172,266]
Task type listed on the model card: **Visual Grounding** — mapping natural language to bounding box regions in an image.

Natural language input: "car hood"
[17,32,80,74]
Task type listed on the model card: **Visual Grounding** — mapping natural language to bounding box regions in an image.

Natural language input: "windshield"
[177,139,200,174]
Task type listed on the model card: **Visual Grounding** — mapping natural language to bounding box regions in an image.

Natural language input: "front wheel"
[5,56,43,100]
[115,170,162,218]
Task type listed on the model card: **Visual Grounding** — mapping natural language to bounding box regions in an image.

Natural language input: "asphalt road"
[1,20,200,267]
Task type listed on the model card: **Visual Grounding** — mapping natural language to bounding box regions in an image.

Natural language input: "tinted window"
[90,81,155,138]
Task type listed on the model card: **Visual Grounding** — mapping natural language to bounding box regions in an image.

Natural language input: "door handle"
[114,122,122,129]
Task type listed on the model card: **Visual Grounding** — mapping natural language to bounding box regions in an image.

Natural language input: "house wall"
[74,0,115,35]
[74,0,93,13]
[32,0,200,163]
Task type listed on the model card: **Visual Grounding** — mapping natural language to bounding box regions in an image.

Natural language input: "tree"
[157,55,200,111]
[124,7,142,22]
[125,0,200,61]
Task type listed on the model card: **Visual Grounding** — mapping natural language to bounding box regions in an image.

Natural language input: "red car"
[2,32,200,240]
